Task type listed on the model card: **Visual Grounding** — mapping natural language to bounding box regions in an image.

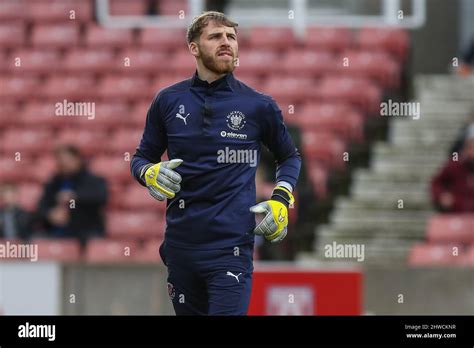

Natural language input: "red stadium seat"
[337,50,400,89]
[18,102,77,128]
[42,75,97,99]
[0,156,33,183]
[235,50,281,75]
[117,48,170,74]
[305,27,352,52]
[135,238,163,263]
[357,28,409,63]
[31,156,57,184]
[0,76,41,101]
[0,21,25,47]
[140,28,188,51]
[85,239,140,263]
[0,0,27,21]
[156,0,188,16]
[55,129,107,156]
[262,76,316,103]
[302,131,346,170]
[106,211,165,240]
[109,0,149,15]
[91,102,136,129]
[17,182,43,211]
[461,245,474,266]
[248,27,295,50]
[107,128,144,155]
[120,185,166,213]
[408,243,463,266]
[169,50,197,75]
[307,163,329,199]
[232,73,261,90]
[90,155,133,184]
[33,238,82,262]
[316,76,381,114]
[97,75,152,101]
[84,24,134,47]
[27,0,93,23]
[281,50,336,77]
[31,23,80,47]
[63,48,116,73]
[1,128,54,155]
[151,73,192,92]
[0,102,20,128]
[426,214,474,245]
[298,103,364,143]
[7,49,63,74]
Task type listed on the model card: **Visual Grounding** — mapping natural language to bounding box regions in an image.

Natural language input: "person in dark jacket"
[0,183,32,240]
[36,144,108,245]
[431,133,474,213]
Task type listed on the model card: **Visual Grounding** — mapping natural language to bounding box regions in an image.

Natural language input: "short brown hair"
[186,11,238,44]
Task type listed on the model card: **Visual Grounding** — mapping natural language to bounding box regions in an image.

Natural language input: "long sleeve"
[130,93,168,186]
[431,161,452,202]
[261,98,301,190]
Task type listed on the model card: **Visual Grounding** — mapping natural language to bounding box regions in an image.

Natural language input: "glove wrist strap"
[271,186,295,208]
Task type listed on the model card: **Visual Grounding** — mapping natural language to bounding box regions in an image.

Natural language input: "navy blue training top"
[131,72,301,249]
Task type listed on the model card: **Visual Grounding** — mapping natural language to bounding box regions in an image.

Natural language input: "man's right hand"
[140,159,183,201]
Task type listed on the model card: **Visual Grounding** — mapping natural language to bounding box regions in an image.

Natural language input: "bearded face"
[191,20,238,76]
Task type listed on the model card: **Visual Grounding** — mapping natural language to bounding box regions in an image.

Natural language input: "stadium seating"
[426,214,474,244]
[408,243,464,266]
[84,239,140,263]
[33,238,82,262]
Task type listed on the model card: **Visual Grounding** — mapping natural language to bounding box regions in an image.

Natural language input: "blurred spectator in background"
[456,37,474,77]
[35,145,108,246]
[431,129,474,212]
[450,117,474,155]
[0,183,32,240]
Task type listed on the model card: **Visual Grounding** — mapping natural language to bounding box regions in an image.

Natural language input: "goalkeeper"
[131,11,301,315]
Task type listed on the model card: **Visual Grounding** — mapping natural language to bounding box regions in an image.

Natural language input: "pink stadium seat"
[0,103,20,127]
[106,211,165,240]
[248,27,295,49]
[317,76,381,113]
[305,27,352,52]
[107,128,144,155]
[27,0,93,22]
[232,73,261,90]
[85,239,140,263]
[17,182,43,211]
[109,0,149,15]
[90,155,133,184]
[7,49,62,74]
[97,76,152,100]
[0,76,41,101]
[84,24,134,47]
[117,48,170,74]
[140,28,188,51]
[63,48,116,73]
[0,21,25,47]
[337,50,400,89]
[42,75,97,99]
[298,103,364,143]
[135,238,163,263]
[235,50,280,75]
[302,131,346,170]
[357,28,409,63]
[18,102,73,128]
[152,73,192,92]
[31,23,80,47]
[461,245,474,266]
[1,129,54,155]
[0,0,27,21]
[408,243,463,266]
[281,50,336,77]
[426,214,474,244]
[32,238,82,262]
[262,77,316,103]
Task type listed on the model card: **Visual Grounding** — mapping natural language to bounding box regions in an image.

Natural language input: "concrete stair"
[298,75,474,266]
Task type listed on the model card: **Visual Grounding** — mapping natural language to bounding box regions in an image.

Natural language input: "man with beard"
[431,129,474,212]
[131,11,301,315]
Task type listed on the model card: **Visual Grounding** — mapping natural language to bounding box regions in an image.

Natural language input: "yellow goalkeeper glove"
[250,186,295,243]
[140,159,183,201]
